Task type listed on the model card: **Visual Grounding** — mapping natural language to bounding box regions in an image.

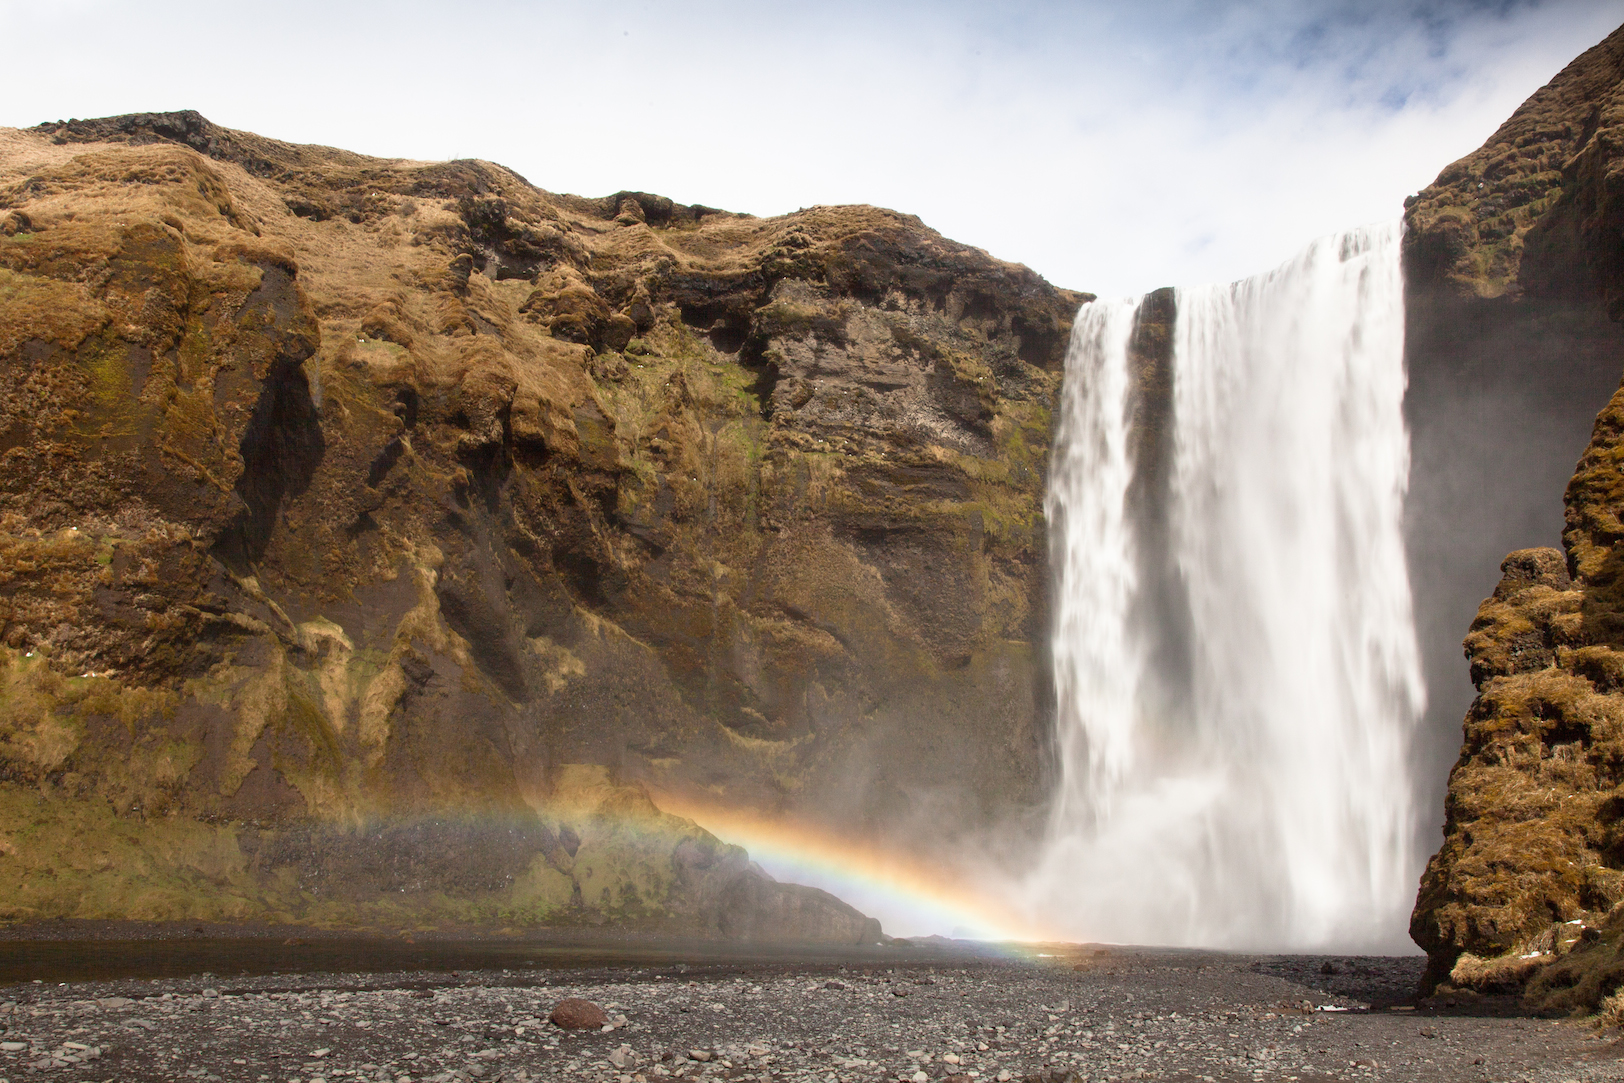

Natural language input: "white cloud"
[1,0,1618,294]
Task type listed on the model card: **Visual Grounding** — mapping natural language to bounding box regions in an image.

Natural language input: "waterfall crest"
[1033,222,1423,950]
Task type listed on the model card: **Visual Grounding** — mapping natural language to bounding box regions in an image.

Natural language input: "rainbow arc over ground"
[651,791,1062,943]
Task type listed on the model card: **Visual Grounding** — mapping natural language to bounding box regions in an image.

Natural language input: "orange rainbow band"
[650,791,1065,943]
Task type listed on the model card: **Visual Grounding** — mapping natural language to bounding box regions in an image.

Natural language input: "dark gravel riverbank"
[0,942,1618,1083]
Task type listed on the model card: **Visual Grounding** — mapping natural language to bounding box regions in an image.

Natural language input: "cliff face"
[0,113,1079,932]
[1401,24,1624,856]
[1407,23,1624,1009]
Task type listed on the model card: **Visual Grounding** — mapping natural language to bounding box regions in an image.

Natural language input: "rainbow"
[651,791,1065,943]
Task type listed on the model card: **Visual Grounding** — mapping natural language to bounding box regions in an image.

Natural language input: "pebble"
[0,948,1605,1081]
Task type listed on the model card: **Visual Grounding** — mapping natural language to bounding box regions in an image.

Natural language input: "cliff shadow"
[1403,289,1624,851]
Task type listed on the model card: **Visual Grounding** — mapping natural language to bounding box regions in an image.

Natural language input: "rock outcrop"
[1408,22,1624,1011]
[1401,23,1624,842]
[0,112,1079,932]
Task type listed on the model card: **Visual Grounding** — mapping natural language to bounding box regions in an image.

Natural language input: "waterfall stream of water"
[1033,223,1423,950]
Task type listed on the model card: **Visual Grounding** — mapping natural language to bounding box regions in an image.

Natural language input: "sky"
[2,0,1620,296]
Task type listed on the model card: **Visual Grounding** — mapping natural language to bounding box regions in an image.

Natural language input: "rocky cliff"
[1407,22,1624,1012]
[1401,23,1624,852]
[0,112,1080,933]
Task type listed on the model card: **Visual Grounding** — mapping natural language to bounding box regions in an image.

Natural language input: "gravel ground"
[0,945,1619,1083]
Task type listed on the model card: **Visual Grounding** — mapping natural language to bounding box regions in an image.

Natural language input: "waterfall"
[1033,222,1423,951]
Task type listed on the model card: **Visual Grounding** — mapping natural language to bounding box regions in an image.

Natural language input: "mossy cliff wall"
[0,113,1079,932]
[1406,22,1624,1009]
[1402,24,1624,850]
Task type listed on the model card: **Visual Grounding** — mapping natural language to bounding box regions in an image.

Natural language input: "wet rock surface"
[0,948,1617,1083]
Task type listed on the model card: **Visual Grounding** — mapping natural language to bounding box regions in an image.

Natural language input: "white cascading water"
[1030,222,1424,951]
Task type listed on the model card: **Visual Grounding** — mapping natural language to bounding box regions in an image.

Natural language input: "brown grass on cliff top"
[0,127,94,178]
[2,119,1073,373]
